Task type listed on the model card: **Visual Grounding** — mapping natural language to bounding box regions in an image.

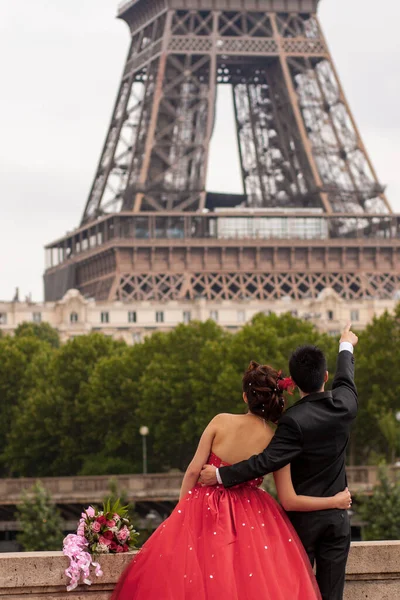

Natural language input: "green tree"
[0,337,56,477]
[192,312,337,433]
[136,320,228,470]
[16,481,64,551]
[79,346,146,475]
[47,333,125,474]
[0,337,28,470]
[0,335,55,474]
[3,313,339,477]
[14,322,60,348]
[357,468,400,540]
[377,412,400,464]
[354,305,400,463]
[4,387,60,477]
[6,308,396,478]
[4,334,124,476]
[79,328,184,474]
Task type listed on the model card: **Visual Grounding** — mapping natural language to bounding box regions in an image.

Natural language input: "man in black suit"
[199,323,358,600]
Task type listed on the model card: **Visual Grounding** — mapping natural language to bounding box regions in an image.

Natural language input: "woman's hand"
[334,487,352,509]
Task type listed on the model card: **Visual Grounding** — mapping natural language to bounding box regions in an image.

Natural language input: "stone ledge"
[0,551,135,600]
[1,543,400,600]
[346,540,400,577]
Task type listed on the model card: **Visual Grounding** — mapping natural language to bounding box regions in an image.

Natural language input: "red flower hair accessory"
[276,370,295,395]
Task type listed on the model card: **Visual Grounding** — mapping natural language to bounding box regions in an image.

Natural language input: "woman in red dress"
[112,362,351,599]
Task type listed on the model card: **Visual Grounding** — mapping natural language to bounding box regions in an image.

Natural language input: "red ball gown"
[112,452,321,599]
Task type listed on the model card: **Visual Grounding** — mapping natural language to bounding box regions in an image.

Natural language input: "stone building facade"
[0,288,397,344]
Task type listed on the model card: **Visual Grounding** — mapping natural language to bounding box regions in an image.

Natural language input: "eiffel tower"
[44,0,400,304]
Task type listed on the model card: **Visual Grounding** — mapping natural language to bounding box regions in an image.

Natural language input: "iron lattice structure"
[44,0,400,303]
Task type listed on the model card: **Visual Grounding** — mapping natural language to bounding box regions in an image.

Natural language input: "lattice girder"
[288,54,390,214]
[43,1,399,308]
[80,4,391,223]
[113,270,400,302]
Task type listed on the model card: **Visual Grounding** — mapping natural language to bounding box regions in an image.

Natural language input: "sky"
[0,0,399,301]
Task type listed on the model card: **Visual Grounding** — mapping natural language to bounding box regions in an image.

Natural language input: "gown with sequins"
[112,452,322,600]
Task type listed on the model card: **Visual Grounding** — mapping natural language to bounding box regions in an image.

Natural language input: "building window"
[350,310,359,322]
[32,312,42,323]
[70,312,78,323]
[183,311,191,324]
[132,332,142,344]
[327,310,334,321]
[128,311,137,323]
[0,313,7,325]
[210,310,218,322]
[156,311,164,323]
[101,311,109,324]
[237,310,245,323]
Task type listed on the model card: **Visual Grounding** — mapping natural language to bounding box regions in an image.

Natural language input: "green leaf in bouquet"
[103,497,130,519]
[103,498,112,517]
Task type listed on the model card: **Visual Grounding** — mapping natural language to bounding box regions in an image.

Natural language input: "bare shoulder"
[208,412,238,430]
[210,413,234,426]
[212,412,236,421]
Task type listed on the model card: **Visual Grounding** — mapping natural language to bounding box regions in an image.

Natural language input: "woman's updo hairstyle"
[242,361,294,423]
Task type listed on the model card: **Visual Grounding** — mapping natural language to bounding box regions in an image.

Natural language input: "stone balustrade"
[1,465,397,506]
[0,473,183,505]
[1,542,400,599]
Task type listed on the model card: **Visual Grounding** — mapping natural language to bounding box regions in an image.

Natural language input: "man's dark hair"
[289,345,327,394]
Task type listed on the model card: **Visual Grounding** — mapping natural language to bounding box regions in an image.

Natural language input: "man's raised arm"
[333,323,358,414]
[200,415,303,488]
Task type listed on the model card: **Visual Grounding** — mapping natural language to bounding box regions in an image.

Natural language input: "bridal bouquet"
[63,499,139,591]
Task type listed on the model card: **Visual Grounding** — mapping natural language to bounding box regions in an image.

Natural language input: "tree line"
[1,308,400,478]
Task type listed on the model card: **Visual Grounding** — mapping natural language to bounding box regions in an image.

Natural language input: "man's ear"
[243,392,248,405]
[324,371,329,383]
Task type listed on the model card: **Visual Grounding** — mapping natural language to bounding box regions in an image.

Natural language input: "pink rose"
[99,535,112,547]
[91,521,101,533]
[106,519,116,528]
[81,506,95,520]
[116,545,124,553]
[117,526,129,542]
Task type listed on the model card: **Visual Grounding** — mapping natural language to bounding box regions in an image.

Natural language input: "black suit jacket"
[219,350,357,497]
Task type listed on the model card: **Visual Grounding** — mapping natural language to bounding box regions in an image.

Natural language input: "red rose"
[103,530,113,540]
[110,541,119,552]
[97,516,107,526]
[116,545,124,553]
[123,544,129,552]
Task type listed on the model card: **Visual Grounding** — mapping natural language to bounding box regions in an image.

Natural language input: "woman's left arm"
[179,415,221,500]
[274,465,351,511]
